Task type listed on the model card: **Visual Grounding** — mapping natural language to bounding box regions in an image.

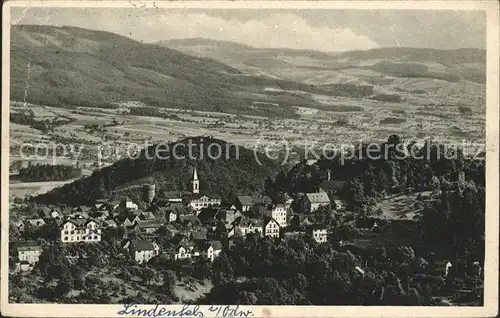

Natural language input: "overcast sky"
[10,8,486,52]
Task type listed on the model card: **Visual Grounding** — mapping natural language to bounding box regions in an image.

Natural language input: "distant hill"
[33,136,282,206]
[11,25,360,117]
[162,38,486,92]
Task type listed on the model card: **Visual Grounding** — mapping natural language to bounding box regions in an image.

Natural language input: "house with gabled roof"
[190,229,208,241]
[171,234,195,260]
[50,209,61,219]
[189,193,222,211]
[26,218,45,227]
[116,213,141,228]
[217,208,243,225]
[308,224,328,243]
[103,219,117,228]
[301,192,330,213]
[194,240,223,262]
[14,220,25,232]
[197,208,220,225]
[120,197,139,210]
[235,196,254,212]
[236,217,264,236]
[263,217,280,238]
[264,203,289,227]
[135,218,166,234]
[123,239,160,264]
[176,214,201,227]
[17,242,42,265]
[139,211,156,220]
[60,219,101,243]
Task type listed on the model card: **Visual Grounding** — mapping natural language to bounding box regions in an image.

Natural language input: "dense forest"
[201,235,482,305]
[34,137,283,205]
[18,164,82,182]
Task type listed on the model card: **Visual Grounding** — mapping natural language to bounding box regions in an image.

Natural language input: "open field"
[9,98,485,201]
[374,191,433,220]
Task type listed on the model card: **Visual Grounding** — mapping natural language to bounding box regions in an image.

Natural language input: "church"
[188,165,222,212]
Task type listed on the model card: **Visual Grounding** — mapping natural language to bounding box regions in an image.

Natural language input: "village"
[10,165,342,273]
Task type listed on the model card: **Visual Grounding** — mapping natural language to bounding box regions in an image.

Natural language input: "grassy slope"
[11,25,353,117]
[162,38,486,89]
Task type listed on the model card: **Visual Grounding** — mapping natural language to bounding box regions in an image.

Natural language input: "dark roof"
[254,195,273,205]
[166,203,185,214]
[191,229,208,241]
[239,217,263,227]
[309,223,327,231]
[209,240,223,250]
[263,217,279,227]
[191,193,222,200]
[162,191,187,199]
[177,214,200,226]
[197,208,220,221]
[236,196,254,206]
[17,241,41,251]
[130,239,155,251]
[171,234,191,248]
[218,209,243,223]
[137,218,165,228]
[305,192,330,204]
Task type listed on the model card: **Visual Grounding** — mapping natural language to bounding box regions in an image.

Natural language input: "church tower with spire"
[191,165,199,194]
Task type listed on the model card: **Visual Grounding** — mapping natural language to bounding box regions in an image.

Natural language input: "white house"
[17,244,42,265]
[123,239,160,264]
[50,209,61,219]
[263,217,280,238]
[308,225,327,243]
[61,219,101,243]
[237,218,264,236]
[203,241,223,262]
[121,198,139,210]
[270,204,289,227]
[189,194,222,211]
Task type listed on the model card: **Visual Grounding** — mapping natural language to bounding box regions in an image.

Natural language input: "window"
[70,230,74,234]
[64,230,68,234]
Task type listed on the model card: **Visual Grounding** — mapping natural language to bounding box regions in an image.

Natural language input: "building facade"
[61,220,101,243]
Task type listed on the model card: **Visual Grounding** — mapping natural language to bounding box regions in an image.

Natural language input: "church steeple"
[191,165,199,194]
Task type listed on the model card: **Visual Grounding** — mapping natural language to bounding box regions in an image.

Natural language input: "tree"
[141,268,155,286]
[192,257,212,280]
[54,269,74,298]
[211,252,234,286]
[162,270,177,297]
[345,178,367,213]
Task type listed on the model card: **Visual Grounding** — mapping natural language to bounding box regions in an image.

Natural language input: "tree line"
[18,164,82,182]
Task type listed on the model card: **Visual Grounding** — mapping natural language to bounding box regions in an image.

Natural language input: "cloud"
[149,12,380,51]
[11,9,380,52]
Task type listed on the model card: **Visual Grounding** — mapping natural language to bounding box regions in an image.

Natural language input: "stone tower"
[191,165,199,194]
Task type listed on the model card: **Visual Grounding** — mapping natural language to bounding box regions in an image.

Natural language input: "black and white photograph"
[1,1,498,317]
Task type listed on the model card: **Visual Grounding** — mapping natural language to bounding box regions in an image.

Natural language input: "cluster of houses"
[11,166,345,271]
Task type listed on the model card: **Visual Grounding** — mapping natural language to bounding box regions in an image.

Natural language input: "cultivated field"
[9,96,485,200]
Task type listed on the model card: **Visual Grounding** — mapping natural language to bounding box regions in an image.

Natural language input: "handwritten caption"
[117,304,254,317]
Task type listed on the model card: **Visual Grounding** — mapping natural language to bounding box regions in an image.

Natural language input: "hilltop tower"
[142,184,156,204]
[191,165,199,194]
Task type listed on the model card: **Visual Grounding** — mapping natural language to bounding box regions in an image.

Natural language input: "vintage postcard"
[1,1,499,317]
